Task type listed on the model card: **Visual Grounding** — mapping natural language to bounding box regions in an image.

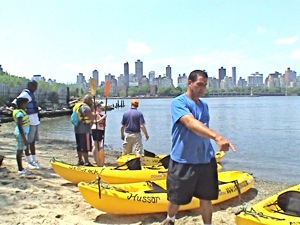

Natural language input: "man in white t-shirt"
[12,80,42,169]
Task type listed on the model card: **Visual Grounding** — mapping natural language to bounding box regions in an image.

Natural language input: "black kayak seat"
[144,181,167,193]
[114,157,142,170]
[126,157,142,170]
[277,190,300,217]
[144,149,156,158]
[159,155,170,169]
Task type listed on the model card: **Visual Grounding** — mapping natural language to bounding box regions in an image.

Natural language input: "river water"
[5,96,300,184]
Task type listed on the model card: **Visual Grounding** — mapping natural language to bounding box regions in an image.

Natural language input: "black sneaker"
[84,162,93,167]
[77,161,84,166]
[161,218,175,225]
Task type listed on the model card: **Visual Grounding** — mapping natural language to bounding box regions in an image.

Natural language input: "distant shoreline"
[107,93,295,100]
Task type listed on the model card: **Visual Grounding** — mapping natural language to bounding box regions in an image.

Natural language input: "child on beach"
[91,103,107,166]
[13,98,31,175]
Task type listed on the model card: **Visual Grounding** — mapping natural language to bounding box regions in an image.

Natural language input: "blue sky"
[1,0,300,85]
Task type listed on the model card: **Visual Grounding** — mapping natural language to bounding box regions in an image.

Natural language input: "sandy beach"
[0,123,293,225]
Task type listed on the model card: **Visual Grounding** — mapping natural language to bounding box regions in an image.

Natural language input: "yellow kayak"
[51,157,222,184]
[116,150,226,166]
[235,184,300,225]
[78,170,254,214]
[50,158,168,184]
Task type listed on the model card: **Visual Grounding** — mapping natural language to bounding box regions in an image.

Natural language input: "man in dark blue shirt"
[120,99,149,158]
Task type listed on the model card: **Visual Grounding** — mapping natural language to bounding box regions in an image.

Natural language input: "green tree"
[139,83,150,95]
[156,87,168,96]
[169,86,182,96]
[97,87,104,97]
[117,89,127,97]
[0,73,27,86]
[127,86,139,97]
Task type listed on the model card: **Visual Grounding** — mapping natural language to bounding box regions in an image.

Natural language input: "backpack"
[70,103,83,126]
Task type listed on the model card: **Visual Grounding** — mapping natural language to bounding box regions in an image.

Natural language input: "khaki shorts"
[122,132,143,156]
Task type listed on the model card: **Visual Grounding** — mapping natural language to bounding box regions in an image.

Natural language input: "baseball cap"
[131,99,139,106]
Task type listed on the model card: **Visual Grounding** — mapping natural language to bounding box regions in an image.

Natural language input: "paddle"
[101,81,110,165]
[103,81,111,114]
[89,78,103,166]
[90,78,97,107]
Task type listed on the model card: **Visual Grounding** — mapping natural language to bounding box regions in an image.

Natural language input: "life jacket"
[12,109,31,126]
[73,102,92,124]
[96,112,105,128]
[24,89,39,115]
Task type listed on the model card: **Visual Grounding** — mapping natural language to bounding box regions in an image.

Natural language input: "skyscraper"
[218,67,226,85]
[92,70,99,87]
[124,62,129,86]
[135,59,143,79]
[76,73,86,87]
[149,71,155,85]
[285,67,296,87]
[166,65,172,78]
[248,72,263,87]
[232,67,236,86]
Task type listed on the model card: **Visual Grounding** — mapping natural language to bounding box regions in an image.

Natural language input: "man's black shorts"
[75,133,92,152]
[167,158,219,205]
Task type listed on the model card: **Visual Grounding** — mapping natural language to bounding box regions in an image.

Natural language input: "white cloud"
[291,49,300,59]
[276,36,298,44]
[127,39,152,55]
[256,26,266,33]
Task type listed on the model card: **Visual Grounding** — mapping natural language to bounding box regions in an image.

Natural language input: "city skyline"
[1,1,300,86]
[74,60,298,90]
[1,60,298,90]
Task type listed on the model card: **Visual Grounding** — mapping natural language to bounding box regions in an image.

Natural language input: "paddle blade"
[104,81,110,98]
[90,78,97,96]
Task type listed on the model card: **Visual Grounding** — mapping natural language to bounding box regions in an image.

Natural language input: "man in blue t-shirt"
[120,99,149,158]
[162,70,236,225]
